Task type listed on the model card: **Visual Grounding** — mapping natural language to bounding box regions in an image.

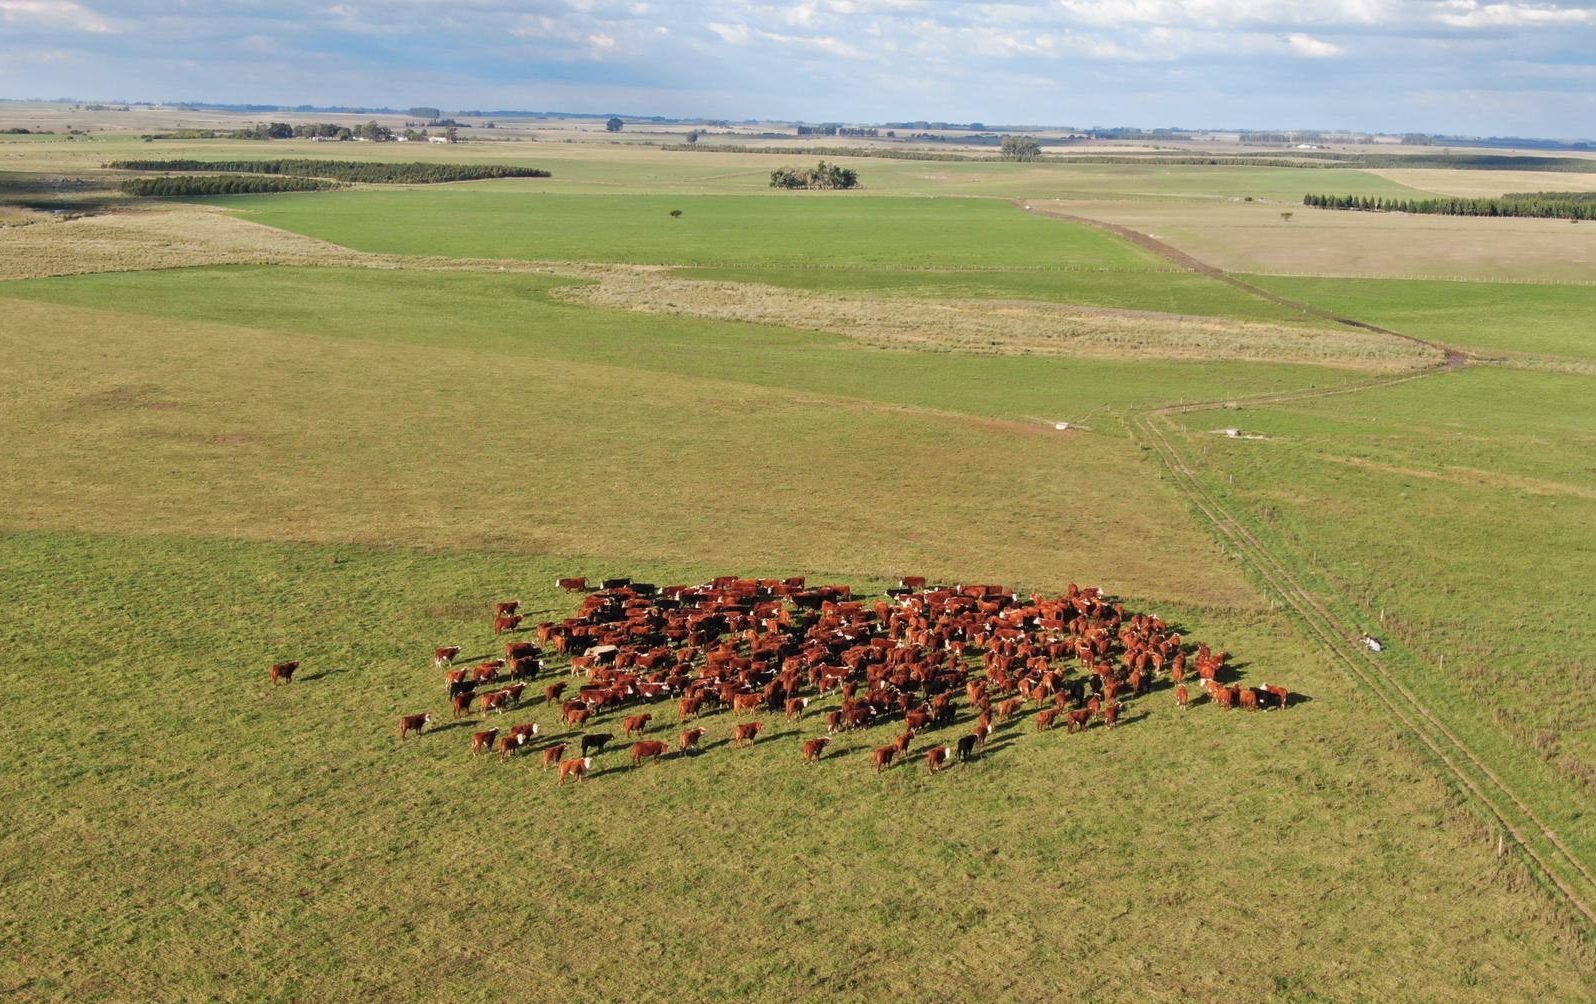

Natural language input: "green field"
[1246,274,1596,362]
[1,134,1592,1000]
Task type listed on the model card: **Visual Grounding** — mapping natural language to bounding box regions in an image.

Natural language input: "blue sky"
[2,1,1593,136]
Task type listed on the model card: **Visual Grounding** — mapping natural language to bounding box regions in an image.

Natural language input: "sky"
[1,1,1593,137]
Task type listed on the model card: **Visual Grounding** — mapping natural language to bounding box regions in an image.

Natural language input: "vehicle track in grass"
[1023,203,1595,928]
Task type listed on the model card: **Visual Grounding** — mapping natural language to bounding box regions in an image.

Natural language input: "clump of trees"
[1000,135,1042,160]
[110,159,551,184]
[769,160,860,190]
[121,175,336,197]
[1303,191,1596,221]
[606,117,624,132]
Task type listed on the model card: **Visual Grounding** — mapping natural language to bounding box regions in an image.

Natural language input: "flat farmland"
[2,135,1593,1000]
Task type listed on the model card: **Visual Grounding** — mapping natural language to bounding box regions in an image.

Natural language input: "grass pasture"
[1,130,1594,999]
[2,531,1589,1002]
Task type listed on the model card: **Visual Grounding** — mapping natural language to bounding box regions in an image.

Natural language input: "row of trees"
[1000,135,1042,160]
[121,175,334,197]
[1303,192,1596,220]
[769,161,860,190]
[111,159,551,184]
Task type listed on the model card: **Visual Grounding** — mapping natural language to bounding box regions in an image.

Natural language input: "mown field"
[1,133,1592,999]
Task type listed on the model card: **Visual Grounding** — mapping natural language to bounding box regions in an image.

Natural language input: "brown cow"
[473,661,504,683]
[732,722,764,748]
[480,690,510,715]
[502,683,527,707]
[1103,702,1122,729]
[498,733,529,759]
[872,745,897,772]
[1175,683,1190,710]
[925,746,951,774]
[1239,688,1262,711]
[509,722,540,742]
[564,706,591,729]
[556,577,588,592]
[892,731,914,756]
[802,737,831,762]
[678,695,704,722]
[493,614,523,635]
[541,741,570,769]
[399,713,432,739]
[1215,685,1239,710]
[785,697,811,721]
[679,727,707,753]
[997,698,1023,722]
[1262,683,1290,711]
[544,681,566,705]
[557,756,592,783]
[630,740,669,765]
[444,668,469,690]
[452,691,477,719]
[1035,709,1059,731]
[495,600,520,617]
[623,713,653,737]
[1065,708,1091,733]
[471,728,499,754]
[433,646,462,668]
[731,693,763,716]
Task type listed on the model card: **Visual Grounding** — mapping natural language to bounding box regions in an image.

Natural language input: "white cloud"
[1286,31,1343,56]
[706,20,750,43]
[1434,1,1596,27]
[0,0,116,33]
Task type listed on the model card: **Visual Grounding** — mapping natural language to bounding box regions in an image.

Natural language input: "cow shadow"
[298,668,342,682]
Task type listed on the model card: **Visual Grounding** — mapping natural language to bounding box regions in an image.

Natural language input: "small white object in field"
[1224,428,1240,438]
[1024,204,1032,211]
[1054,421,1070,431]
[1362,634,1384,653]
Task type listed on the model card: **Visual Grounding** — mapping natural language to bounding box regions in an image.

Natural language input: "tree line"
[121,175,336,197]
[1302,191,1596,220]
[769,161,860,190]
[110,159,551,184]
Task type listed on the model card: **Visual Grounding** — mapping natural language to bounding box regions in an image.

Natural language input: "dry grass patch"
[555,269,1437,371]
[1055,198,1596,283]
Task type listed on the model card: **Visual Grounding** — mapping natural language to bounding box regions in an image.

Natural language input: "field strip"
[1133,406,1596,928]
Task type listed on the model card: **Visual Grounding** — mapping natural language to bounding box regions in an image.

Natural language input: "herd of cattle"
[273,574,1293,782]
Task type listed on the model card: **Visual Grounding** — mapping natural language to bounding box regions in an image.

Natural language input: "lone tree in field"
[670,209,683,218]
[1000,134,1042,160]
[605,117,624,132]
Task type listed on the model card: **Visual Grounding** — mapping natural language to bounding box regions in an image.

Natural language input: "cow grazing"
[452,691,477,719]
[473,661,503,683]
[1175,683,1190,710]
[557,756,592,783]
[541,742,570,769]
[433,646,462,669]
[873,745,897,773]
[1263,683,1290,711]
[1035,708,1059,732]
[1065,709,1091,733]
[580,733,614,757]
[564,707,591,729]
[544,682,566,705]
[732,722,764,748]
[493,614,523,635]
[784,697,811,721]
[630,740,670,765]
[270,661,298,685]
[498,733,529,759]
[480,690,510,715]
[679,727,707,753]
[509,722,540,742]
[556,577,588,592]
[892,731,914,756]
[399,713,432,739]
[444,668,469,690]
[471,729,499,755]
[997,698,1023,722]
[802,737,831,763]
[925,746,951,773]
[955,734,980,762]
[495,600,520,617]
[502,683,527,707]
[1239,688,1263,711]
[623,713,653,737]
[1103,702,1122,729]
